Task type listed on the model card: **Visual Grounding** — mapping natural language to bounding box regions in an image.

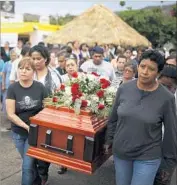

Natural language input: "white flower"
[65,86,72,96]
[87,100,91,106]
[106,86,117,94]
[91,95,99,102]
[87,74,97,81]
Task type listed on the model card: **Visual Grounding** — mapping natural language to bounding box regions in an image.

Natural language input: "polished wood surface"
[37,126,85,160]
[27,146,111,174]
[30,107,107,137]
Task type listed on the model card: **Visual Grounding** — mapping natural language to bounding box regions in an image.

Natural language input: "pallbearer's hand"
[104,144,112,154]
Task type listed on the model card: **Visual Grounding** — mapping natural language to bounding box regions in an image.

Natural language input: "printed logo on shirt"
[18,96,39,110]
[87,67,105,76]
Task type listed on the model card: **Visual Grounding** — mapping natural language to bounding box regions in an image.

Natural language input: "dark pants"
[154,168,176,185]
[36,160,50,181]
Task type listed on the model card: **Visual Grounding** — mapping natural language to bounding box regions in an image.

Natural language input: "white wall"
[30,30,54,46]
[1,33,18,47]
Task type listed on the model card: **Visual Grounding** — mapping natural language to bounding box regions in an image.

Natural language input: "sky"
[15,1,176,16]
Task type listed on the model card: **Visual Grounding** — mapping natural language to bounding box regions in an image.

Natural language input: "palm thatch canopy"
[45,4,151,47]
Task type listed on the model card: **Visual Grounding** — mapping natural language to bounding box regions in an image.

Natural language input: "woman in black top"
[6,57,47,185]
[105,50,177,185]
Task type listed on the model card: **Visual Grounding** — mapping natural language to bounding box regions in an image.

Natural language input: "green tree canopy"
[119,1,126,7]
[117,7,176,47]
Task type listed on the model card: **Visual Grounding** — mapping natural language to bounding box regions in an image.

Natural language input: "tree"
[49,15,57,25]
[119,1,126,7]
[23,13,39,22]
[117,7,176,47]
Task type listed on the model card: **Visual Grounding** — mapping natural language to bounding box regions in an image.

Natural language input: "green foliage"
[49,15,57,25]
[119,1,126,7]
[49,14,76,25]
[117,7,176,47]
[23,13,39,22]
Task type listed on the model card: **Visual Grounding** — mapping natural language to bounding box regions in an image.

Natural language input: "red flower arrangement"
[45,72,117,117]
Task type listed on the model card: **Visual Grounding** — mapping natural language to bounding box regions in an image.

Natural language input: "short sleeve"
[42,85,48,99]
[6,84,16,100]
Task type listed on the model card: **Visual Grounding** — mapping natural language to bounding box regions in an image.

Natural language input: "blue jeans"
[2,89,7,114]
[114,155,161,185]
[12,132,35,185]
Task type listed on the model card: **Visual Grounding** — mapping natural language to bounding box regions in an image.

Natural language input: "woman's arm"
[161,96,177,170]
[2,71,6,90]
[105,87,121,145]
[6,99,29,132]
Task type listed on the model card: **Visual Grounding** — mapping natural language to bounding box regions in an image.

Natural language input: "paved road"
[0,112,176,185]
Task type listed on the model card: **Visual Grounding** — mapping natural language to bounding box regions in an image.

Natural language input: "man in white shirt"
[10,46,30,83]
[80,46,115,81]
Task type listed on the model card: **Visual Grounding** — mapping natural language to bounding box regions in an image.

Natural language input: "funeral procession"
[0,1,177,185]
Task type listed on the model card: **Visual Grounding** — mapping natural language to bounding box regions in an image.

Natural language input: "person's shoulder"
[33,80,45,88]
[159,84,174,101]
[103,61,114,68]
[0,59,4,64]
[12,58,20,65]
[81,59,93,66]
[121,79,136,88]
[8,81,19,89]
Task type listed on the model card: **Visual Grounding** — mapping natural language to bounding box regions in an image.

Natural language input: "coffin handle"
[40,143,74,155]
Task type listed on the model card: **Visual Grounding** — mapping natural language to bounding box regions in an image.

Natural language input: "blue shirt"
[2,60,12,88]
[0,59,5,83]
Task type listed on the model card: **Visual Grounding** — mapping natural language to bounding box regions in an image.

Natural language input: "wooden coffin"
[27,106,111,174]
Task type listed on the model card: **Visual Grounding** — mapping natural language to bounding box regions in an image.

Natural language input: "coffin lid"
[30,107,107,137]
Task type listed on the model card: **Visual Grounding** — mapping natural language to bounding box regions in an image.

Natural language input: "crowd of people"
[0,39,177,185]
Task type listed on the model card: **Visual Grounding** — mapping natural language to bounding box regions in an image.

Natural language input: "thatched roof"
[45,4,151,47]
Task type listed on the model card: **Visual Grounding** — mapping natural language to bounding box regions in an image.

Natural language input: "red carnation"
[81,100,88,107]
[60,84,65,91]
[71,83,80,95]
[101,82,110,89]
[100,78,107,84]
[96,90,104,98]
[71,72,78,78]
[91,72,100,77]
[98,104,105,110]
[52,97,58,103]
[100,78,111,89]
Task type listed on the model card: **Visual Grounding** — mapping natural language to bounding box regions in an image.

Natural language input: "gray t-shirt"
[80,60,116,81]
[106,79,177,168]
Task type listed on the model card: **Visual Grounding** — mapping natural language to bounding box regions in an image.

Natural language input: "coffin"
[27,106,111,174]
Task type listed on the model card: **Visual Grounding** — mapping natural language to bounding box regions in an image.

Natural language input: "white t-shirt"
[80,60,116,81]
[9,56,22,81]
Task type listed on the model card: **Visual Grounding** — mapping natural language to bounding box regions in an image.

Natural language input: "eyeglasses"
[124,69,134,73]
